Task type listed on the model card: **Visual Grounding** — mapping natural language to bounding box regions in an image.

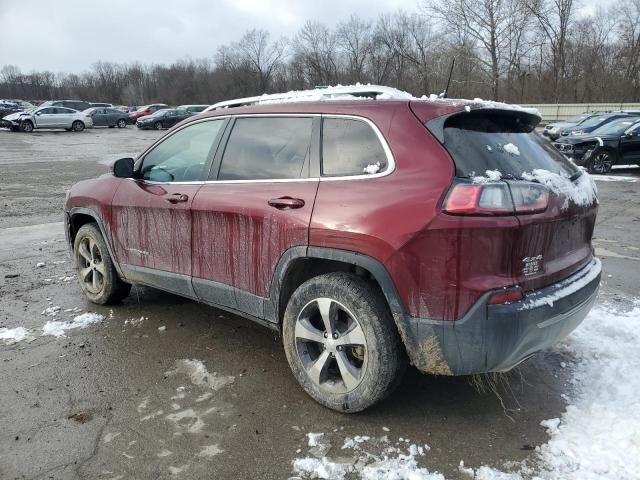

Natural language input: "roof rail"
[203,84,414,112]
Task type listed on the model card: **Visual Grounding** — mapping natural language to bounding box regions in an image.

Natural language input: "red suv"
[65,97,601,412]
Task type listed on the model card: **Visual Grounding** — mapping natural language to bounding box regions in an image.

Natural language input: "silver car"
[1,106,93,132]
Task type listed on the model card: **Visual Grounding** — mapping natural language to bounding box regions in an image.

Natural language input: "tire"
[117,119,127,128]
[154,121,163,130]
[72,120,85,132]
[73,223,131,304]
[587,148,614,174]
[20,120,33,133]
[283,272,406,413]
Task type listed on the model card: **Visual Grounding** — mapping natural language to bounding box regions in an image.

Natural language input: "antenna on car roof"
[441,57,456,99]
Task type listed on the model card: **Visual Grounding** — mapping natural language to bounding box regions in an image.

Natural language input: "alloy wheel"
[592,152,612,174]
[76,236,106,294]
[294,297,367,393]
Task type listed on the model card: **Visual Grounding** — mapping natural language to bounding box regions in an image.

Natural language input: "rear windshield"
[440,112,579,179]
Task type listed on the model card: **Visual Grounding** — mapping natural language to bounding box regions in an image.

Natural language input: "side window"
[217,117,312,181]
[38,108,54,114]
[140,120,224,182]
[322,118,388,176]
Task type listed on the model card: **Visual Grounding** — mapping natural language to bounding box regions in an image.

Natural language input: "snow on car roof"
[204,83,540,117]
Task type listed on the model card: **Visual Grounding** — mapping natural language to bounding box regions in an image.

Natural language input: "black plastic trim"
[121,264,197,299]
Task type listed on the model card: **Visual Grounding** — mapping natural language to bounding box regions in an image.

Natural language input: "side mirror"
[625,132,633,139]
[113,157,135,178]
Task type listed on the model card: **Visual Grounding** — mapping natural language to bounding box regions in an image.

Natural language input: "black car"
[552,118,640,173]
[561,112,640,136]
[136,108,194,130]
[84,107,129,128]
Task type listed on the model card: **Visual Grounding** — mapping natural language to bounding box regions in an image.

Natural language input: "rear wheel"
[154,121,162,130]
[117,119,127,128]
[20,120,33,133]
[72,120,85,132]
[73,223,131,304]
[283,273,406,412]
[587,148,614,174]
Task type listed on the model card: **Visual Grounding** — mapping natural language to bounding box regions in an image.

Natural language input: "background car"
[135,108,193,130]
[177,104,209,114]
[84,107,129,128]
[552,118,640,173]
[543,113,600,140]
[2,106,92,132]
[128,103,170,123]
[89,102,113,108]
[561,112,640,136]
[41,100,92,112]
[0,100,21,119]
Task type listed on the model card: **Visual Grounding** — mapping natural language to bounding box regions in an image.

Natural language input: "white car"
[1,106,93,132]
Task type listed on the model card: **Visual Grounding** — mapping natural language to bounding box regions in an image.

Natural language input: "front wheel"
[20,120,34,133]
[72,120,85,132]
[73,223,131,304]
[154,121,162,130]
[587,148,614,174]
[117,119,127,128]
[283,273,406,413]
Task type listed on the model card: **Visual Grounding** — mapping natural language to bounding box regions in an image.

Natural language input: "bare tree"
[235,29,286,93]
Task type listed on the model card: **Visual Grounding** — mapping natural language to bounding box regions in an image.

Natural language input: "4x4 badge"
[522,255,543,276]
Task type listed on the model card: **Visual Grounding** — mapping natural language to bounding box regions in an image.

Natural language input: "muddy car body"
[65,89,601,412]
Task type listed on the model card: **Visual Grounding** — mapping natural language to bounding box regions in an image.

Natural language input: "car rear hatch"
[414,102,598,294]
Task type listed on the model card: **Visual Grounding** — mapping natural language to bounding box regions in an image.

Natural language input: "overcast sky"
[0,0,614,73]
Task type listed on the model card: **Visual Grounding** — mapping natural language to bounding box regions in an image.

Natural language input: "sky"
[0,0,615,74]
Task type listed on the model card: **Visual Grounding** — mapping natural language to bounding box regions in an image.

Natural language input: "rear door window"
[217,117,312,180]
[322,118,387,176]
[440,112,579,179]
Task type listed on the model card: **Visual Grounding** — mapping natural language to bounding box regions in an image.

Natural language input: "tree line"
[1,0,640,106]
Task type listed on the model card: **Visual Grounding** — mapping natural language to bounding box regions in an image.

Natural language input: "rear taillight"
[488,287,524,305]
[444,181,548,216]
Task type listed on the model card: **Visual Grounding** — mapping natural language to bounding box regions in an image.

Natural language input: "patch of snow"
[591,174,639,183]
[293,457,352,480]
[468,302,640,479]
[503,143,520,156]
[0,326,30,345]
[36,262,45,268]
[465,105,471,112]
[42,312,105,337]
[363,162,381,174]
[165,359,235,390]
[197,444,224,457]
[472,169,503,183]
[342,436,371,449]
[307,432,325,447]
[158,325,167,332]
[521,169,597,210]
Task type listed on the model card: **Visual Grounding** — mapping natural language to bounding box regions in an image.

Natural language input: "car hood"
[3,111,27,121]
[555,133,618,145]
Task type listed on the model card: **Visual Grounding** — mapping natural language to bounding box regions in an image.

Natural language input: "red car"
[128,103,170,123]
[65,96,601,412]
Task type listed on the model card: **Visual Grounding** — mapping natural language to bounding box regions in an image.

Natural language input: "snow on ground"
[291,302,640,480]
[591,174,639,183]
[165,359,235,390]
[42,312,105,337]
[0,326,31,345]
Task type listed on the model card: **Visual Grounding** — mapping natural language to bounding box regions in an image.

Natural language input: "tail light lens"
[488,287,524,305]
[444,181,548,216]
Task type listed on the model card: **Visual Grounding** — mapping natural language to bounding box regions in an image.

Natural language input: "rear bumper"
[400,258,601,375]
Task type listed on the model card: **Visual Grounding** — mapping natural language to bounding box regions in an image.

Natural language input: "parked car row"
[551,116,640,173]
[543,110,640,140]
[1,106,93,132]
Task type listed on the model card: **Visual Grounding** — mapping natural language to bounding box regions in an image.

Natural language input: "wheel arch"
[67,207,123,276]
[267,246,406,326]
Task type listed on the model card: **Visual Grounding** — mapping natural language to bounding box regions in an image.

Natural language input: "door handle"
[268,197,305,209]
[166,193,189,204]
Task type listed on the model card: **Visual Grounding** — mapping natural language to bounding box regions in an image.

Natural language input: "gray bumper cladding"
[402,258,601,376]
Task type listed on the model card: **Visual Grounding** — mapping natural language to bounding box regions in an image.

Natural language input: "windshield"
[576,115,609,129]
[566,114,590,124]
[591,120,638,135]
[440,112,579,180]
[149,110,167,117]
